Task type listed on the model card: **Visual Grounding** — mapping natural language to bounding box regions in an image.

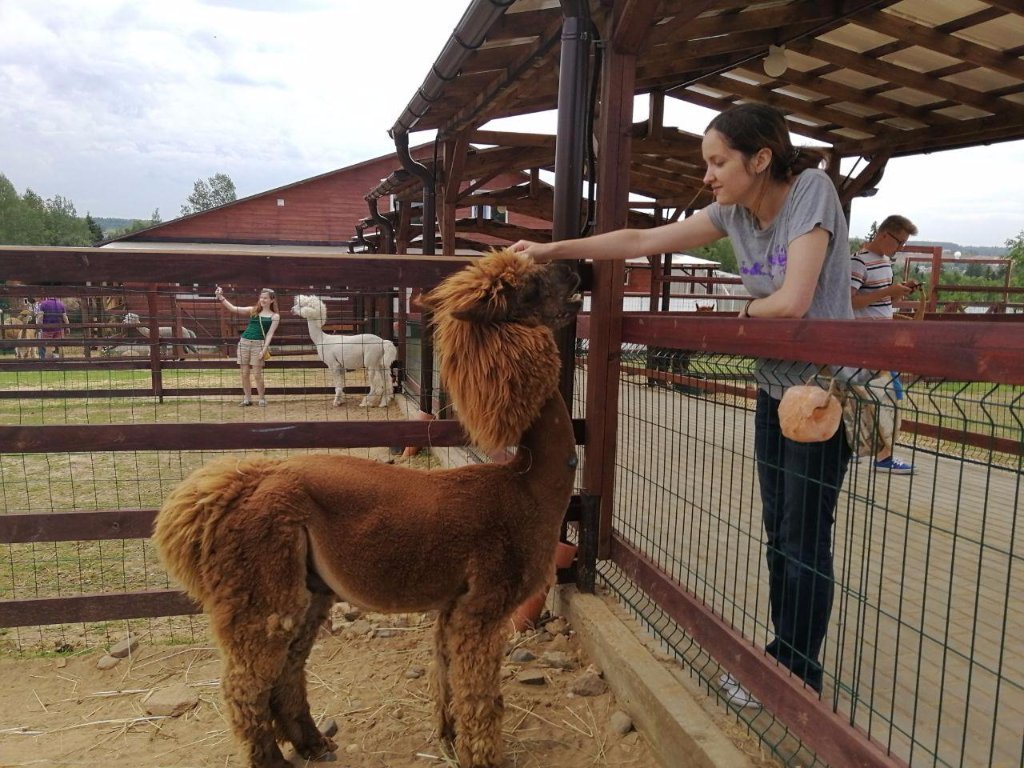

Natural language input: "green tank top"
[241,315,273,341]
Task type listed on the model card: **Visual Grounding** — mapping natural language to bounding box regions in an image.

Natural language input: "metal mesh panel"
[607,345,1023,767]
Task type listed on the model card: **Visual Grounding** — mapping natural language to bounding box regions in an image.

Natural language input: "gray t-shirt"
[706,168,852,397]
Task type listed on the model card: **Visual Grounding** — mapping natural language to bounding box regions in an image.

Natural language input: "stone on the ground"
[516,669,548,686]
[320,718,338,738]
[546,633,570,651]
[346,619,372,636]
[96,654,120,670]
[540,651,576,670]
[509,648,536,663]
[404,665,426,679]
[570,670,608,697]
[144,684,199,717]
[609,710,634,735]
[544,617,570,635]
[109,634,139,659]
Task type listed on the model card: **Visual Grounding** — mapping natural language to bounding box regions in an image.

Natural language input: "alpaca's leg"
[358,365,375,407]
[432,609,456,746]
[269,590,337,759]
[372,365,393,407]
[218,636,293,768]
[332,367,344,407]
[445,612,507,768]
[364,366,384,407]
[208,535,314,768]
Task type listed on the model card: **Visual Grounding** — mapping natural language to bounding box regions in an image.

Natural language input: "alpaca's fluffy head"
[291,295,329,322]
[420,249,582,452]
[123,312,141,326]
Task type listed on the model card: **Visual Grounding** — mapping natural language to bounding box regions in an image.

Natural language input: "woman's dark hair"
[706,103,828,181]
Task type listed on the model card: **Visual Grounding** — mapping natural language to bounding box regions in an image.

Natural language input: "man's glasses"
[886,231,907,249]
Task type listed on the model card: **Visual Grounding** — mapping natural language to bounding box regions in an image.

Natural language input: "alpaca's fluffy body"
[291,295,397,407]
[1,309,38,358]
[123,312,198,354]
[155,251,581,768]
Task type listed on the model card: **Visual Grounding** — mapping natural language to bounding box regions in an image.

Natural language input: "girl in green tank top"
[214,286,280,406]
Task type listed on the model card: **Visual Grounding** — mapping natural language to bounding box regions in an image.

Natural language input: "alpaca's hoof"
[296,734,337,761]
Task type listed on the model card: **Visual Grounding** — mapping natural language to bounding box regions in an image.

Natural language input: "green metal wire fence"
[601,345,1022,768]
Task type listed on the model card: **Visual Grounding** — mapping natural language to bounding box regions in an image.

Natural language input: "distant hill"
[93,217,135,234]
[916,241,1008,257]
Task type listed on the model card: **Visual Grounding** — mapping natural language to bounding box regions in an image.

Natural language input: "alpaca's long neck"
[305,318,327,344]
[513,392,577,517]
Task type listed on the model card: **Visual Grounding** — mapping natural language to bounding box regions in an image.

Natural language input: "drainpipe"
[349,222,371,254]
[393,132,435,256]
[389,0,516,138]
[552,0,592,407]
[366,197,395,254]
[553,0,591,242]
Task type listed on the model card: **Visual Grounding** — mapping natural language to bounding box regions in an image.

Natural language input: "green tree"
[17,189,48,245]
[0,174,23,244]
[85,213,104,244]
[44,195,92,246]
[1006,230,1024,270]
[180,173,236,216]
[693,238,737,273]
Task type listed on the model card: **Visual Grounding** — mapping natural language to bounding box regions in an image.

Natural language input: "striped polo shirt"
[850,247,894,319]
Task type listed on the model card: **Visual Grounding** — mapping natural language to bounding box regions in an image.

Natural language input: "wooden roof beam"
[983,2,1024,20]
[858,9,1024,81]
[469,130,556,148]
[700,73,891,137]
[836,116,1024,156]
[647,0,894,45]
[779,64,959,127]
[791,38,1024,122]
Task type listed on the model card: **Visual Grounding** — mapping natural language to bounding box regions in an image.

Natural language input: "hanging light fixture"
[763,45,788,78]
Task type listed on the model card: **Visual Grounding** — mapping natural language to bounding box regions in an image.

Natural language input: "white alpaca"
[291,295,397,407]
[123,312,197,354]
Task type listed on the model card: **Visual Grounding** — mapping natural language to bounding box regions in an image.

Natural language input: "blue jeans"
[755,390,850,691]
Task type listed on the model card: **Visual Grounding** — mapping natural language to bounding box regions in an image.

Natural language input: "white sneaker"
[719,673,761,709]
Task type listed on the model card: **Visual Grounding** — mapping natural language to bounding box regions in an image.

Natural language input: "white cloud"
[0,1,1021,246]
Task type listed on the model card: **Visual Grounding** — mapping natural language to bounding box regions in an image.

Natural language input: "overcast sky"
[1,0,1021,247]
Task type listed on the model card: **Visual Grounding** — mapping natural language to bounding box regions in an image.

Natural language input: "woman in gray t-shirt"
[513,103,852,700]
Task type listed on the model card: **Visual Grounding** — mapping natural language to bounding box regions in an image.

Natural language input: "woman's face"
[258,290,275,309]
[701,129,763,207]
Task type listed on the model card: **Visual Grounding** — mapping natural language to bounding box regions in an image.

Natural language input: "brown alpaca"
[154,250,582,768]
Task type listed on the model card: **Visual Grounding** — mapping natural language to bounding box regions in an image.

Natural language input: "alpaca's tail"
[153,456,279,605]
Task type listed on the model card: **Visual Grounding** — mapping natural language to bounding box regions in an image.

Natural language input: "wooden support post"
[584,16,636,559]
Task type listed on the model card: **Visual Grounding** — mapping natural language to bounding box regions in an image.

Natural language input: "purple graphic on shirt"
[741,244,788,278]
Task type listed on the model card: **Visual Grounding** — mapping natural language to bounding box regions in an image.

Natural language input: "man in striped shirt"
[850,215,919,474]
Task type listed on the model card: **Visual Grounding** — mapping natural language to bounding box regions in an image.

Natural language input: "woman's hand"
[510,240,554,262]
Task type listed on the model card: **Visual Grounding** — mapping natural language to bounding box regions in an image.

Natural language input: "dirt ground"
[0,607,661,768]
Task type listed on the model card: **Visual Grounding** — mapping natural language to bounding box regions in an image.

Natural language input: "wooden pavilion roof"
[370,0,1024,244]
